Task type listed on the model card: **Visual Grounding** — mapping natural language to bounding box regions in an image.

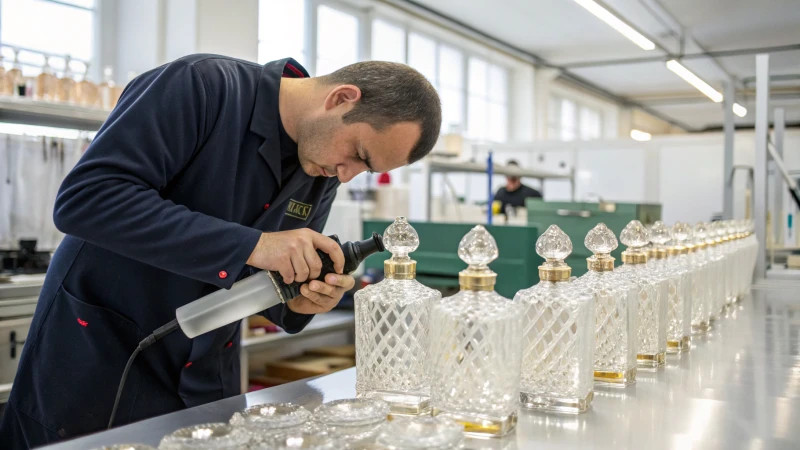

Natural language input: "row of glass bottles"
[354,217,757,438]
[0,48,122,110]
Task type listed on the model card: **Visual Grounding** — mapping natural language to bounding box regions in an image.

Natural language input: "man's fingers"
[312,234,345,274]
[309,280,335,297]
[304,246,322,280]
[278,257,294,284]
[325,274,355,289]
[300,283,323,304]
[291,253,310,283]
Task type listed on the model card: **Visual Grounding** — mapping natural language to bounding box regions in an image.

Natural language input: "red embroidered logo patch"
[77,318,88,327]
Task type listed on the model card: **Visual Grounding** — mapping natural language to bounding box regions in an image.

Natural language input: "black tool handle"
[270,233,384,302]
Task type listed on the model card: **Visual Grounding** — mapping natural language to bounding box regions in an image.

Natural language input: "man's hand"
[246,229,345,284]
[286,273,355,314]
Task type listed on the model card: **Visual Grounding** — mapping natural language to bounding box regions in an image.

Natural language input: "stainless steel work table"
[44,282,800,449]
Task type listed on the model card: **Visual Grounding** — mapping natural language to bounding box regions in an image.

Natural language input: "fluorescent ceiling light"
[573,0,656,50]
[666,60,723,103]
[630,129,652,141]
[733,103,747,117]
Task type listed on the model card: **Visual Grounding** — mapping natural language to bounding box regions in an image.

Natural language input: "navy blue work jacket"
[0,55,340,449]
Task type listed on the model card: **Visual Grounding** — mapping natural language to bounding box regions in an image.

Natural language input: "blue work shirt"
[1,55,340,448]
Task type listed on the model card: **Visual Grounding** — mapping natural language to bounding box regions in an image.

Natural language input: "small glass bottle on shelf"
[650,221,691,354]
[615,220,667,369]
[77,63,99,108]
[576,223,637,387]
[55,55,78,104]
[35,55,57,102]
[516,225,595,413]
[99,66,120,110]
[429,225,522,437]
[355,217,440,416]
[4,48,24,97]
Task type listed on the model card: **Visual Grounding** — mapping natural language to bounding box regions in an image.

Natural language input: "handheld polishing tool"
[108,233,385,429]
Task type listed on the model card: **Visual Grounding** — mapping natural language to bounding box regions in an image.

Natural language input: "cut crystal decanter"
[576,223,637,386]
[650,221,691,354]
[355,217,440,415]
[429,225,522,437]
[615,220,667,369]
[724,220,740,306]
[696,222,724,321]
[673,223,710,333]
[515,225,595,413]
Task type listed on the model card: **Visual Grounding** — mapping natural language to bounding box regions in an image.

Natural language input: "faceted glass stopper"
[584,222,617,255]
[383,216,419,259]
[620,220,649,249]
[536,224,572,260]
[458,225,499,267]
[230,403,311,430]
[694,222,708,241]
[671,222,692,244]
[649,221,671,245]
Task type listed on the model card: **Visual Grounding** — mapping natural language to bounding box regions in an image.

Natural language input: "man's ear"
[323,84,361,111]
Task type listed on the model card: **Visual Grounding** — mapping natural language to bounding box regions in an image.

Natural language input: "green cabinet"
[525,200,661,277]
[362,220,542,299]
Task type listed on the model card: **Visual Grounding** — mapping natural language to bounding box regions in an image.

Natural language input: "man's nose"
[337,164,364,183]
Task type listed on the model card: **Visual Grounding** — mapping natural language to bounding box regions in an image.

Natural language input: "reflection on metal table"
[43,283,800,449]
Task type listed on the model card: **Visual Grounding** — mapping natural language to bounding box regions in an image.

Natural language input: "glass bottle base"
[593,367,636,386]
[692,321,709,334]
[637,351,666,368]
[431,408,517,437]
[667,336,691,354]
[520,391,593,414]
[357,390,430,416]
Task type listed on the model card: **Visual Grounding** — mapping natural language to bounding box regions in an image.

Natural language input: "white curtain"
[1,133,85,251]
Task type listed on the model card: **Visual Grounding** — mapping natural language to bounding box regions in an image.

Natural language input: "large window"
[371,19,405,63]
[256,1,511,142]
[467,57,507,142]
[549,96,603,141]
[316,5,360,75]
[258,0,306,65]
[1,0,95,77]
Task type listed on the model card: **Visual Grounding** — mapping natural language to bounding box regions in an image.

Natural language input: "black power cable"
[108,319,179,429]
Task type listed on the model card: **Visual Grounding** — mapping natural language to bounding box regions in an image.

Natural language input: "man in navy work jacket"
[0,55,441,448]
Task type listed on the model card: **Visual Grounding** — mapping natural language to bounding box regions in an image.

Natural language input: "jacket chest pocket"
[15,286,143,437]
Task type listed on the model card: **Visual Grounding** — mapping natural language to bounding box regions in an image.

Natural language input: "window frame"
[549,94,605,141]
[0,0,100,79]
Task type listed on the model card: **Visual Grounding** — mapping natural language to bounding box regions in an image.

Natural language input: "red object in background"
[377,172,391,185]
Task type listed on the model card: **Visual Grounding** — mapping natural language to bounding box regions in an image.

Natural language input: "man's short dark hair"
[507,159,519,167]
[317,61,441,164]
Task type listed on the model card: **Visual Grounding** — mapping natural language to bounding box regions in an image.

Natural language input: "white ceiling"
[411,0,800,131]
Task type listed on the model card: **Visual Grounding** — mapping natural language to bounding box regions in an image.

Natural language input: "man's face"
[295,85,422,183]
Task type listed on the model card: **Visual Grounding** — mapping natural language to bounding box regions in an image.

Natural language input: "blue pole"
[487,151,493,225]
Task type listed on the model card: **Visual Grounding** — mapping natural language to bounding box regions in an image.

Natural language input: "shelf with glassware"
[0,46,124,130]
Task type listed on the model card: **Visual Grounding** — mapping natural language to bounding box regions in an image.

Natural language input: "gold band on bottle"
[685,243,696,253]
[539,264,572,281]
[459,267,497,291]
[621,250,647,265]
[651,248,668,259]
[715,237,723,244]
[667,245,688,256]
[384,259,416,280]
[587,255,615,272]
[694,242,707,250]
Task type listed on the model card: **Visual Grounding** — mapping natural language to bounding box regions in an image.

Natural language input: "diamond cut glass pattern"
[617,220,667,369]
[577,223,637,386]
[355,217,440,415]
[516,225,594,413]
[429,226,521,437]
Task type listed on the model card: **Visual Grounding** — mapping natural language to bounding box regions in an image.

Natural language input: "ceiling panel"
[570,61,700,97]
